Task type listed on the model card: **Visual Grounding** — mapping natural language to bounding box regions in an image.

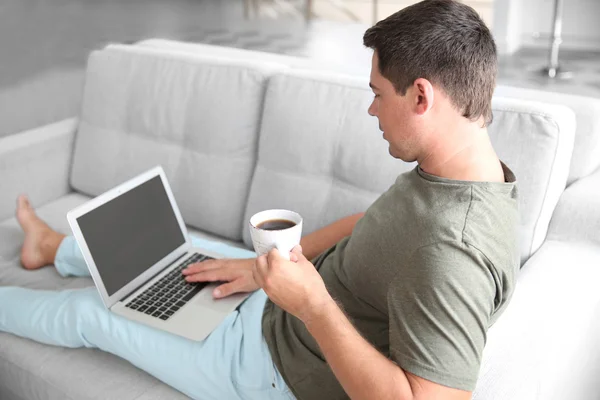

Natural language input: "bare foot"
[16,195,64,270]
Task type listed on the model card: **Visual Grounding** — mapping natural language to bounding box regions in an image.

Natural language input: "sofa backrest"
[242,69,576,264]
[140,39,599,187]
[136,38,372,76]
[73,43,578,264]
[70,45,287,241]
[139,39,598,188]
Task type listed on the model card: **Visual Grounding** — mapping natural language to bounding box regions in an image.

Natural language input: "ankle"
[42,231,66,264]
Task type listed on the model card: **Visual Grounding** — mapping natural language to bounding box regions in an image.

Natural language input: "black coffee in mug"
[256,219,297,231]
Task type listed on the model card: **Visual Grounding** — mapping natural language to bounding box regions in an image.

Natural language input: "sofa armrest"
[0,118,78,221]
[547,168,600,246]
[474,241,600,400]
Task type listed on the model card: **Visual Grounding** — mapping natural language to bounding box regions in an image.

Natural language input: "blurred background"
[1,0,599,137]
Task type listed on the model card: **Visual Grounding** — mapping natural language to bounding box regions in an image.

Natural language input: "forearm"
[300,213,364,260]
[305,298,414,400]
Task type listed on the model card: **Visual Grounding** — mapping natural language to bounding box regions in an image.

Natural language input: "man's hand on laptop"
[182,258,259,299]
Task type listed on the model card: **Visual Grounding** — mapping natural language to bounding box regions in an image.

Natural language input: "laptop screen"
[77,175,186,296]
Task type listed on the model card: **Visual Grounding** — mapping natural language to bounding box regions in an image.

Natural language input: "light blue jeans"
[0,236,295,400]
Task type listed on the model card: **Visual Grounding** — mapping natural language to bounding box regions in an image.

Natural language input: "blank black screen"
[77,176,186,296]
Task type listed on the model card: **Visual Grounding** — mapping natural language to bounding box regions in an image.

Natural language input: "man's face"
[368,52,421,162]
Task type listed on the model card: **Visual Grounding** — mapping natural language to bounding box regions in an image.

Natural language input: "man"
[1,0,518,399]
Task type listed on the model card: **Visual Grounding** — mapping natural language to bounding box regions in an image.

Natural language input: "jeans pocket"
[272,361,297,399]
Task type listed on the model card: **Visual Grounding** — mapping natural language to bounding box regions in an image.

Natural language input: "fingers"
[290,245,306,261]
[184,269,236,283]
[267,246,304,263]
[213,280,244,298]
[182,259,228,275]
[267,248,283,264]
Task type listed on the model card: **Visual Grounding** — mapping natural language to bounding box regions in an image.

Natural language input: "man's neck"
[418,126,504,183]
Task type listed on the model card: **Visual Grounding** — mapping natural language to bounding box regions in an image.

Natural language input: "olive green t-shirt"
[262,162,519,399]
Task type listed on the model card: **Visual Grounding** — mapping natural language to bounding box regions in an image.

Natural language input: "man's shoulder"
[405,240,491,276]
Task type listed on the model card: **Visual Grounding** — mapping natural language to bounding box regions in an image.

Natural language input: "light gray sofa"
[1,40,600,400]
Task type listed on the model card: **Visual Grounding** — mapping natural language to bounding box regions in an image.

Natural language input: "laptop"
[66,166,249,341]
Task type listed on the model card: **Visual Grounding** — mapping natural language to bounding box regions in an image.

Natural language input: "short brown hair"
[363,0,497,126]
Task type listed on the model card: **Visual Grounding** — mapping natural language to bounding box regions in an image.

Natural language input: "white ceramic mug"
[249,209,303,261]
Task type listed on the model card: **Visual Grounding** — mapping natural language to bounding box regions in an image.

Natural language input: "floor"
[1,0,599,137]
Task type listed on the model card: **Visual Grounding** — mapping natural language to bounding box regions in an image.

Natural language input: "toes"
[17,195,30,210]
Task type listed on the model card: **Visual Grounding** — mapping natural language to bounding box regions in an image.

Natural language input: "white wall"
[311,0,495,34]
[493,0,522,54]
[495,0,600,53]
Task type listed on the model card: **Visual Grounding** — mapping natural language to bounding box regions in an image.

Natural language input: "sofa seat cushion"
[0,192,250,400]
[0,194,188,399]
[70,44,287,242]
[0,192,252,290]
[0,334,189,400]
[0,193,93,291]
[473,241,600,400]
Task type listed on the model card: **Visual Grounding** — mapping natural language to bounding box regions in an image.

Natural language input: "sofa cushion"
[495,85,600,186]
[473,240,600,400]
[243,70,576,264]
[489,97,575,263]
[0,194,189,400]
[241,70,413,248]
[547,168,600,246]
[70,44,286,242]
[0,193,93,291]
[135,38,372,76]
[0,193,252,290]
[0,193,252,400]
[0,334,190,400]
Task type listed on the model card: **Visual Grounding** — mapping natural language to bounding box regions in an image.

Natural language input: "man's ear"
[412,78,434,115]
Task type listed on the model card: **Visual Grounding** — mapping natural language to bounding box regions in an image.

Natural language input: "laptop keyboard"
[125,252,214,321]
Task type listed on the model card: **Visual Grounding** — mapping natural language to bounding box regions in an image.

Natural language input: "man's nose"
[368,101,376,116]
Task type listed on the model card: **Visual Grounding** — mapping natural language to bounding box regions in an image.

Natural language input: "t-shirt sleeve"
[388,241,497,391]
